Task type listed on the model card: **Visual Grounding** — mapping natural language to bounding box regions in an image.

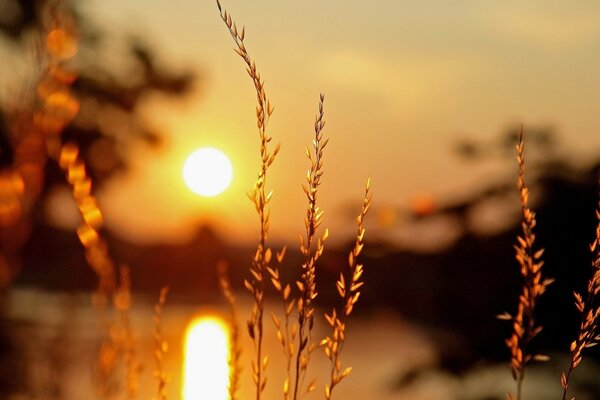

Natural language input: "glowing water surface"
[182,316,230,400]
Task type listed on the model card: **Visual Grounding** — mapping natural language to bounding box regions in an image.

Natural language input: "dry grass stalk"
[217,1,280,398]
[216,4,373,399]
[40,5,140,397]
[37,0,80,159]
[59,142,116,304]
[39,0,117,303]
[153,286,170,400]
[267,246,296,400]
[560,189,600,400]
[92,334,121,400]
[218,262,243,400]
[59,142,131,400]
[323,178,371,400]
[38,4,125,394]
[114,266,141,400]
[499,128,553,400]
[291,94,329,400]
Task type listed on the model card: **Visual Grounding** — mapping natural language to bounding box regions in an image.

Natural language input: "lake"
[2,288,598,400]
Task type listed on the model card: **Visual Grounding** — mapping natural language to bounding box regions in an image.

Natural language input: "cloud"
[479,2,600,50]
[315,49,477,115]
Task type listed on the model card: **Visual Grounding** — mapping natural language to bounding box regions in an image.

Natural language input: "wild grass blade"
[502,127,553,400]
[560,185,600,400]
[216,1,280,398]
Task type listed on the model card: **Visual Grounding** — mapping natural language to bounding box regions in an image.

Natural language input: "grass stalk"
[114,266,140,400]
[500,127,553,400]
[218,262,243,400]
[267,246,296,400]
[153,286,170,400]
[560,186,600,400]
[323,178,372,400]
[216,1,280,398]
[292,94,329,400]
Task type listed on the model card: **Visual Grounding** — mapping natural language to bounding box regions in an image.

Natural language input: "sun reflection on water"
[182,316,230,400]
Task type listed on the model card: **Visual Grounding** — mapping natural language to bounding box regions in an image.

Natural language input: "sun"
[183,147,233,197]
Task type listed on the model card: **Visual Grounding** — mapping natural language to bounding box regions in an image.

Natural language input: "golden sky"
[79,0,600,245]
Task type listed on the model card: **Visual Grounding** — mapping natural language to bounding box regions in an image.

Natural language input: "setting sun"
[182,316,230,400]
[183,147,233,197]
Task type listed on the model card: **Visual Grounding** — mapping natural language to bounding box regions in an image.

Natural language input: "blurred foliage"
[0,0,198,288]
[454,124,557,161]
[0,0,197,191]
[0,1,198,395]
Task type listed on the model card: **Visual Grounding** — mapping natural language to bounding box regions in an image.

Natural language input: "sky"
[73,0,600,245]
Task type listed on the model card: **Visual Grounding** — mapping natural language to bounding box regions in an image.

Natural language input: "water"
[2,288,598,400]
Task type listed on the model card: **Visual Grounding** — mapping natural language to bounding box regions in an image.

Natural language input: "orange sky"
[75,0,600,245]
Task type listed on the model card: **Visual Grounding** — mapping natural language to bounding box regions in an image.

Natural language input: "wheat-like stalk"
[39,0,118,304]
[114,266,141,400]
[153,286,170,400]
[59,142,117,303]
[216,1,280,398]
[323,178,371,400]
[41,4,127,396]
[499,127,553,400]
[218,262,243,400]
[61,139,129,398]
[267,246,297,400]
[39,5,143,398]
[560,187,600,400]
[291,94,329,400]
[60,141,130,399]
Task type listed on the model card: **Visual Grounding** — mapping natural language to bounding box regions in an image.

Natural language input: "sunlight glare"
[183,147,233,197]
[182,316,230,400]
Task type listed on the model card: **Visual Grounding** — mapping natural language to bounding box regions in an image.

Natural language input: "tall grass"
[499,128,553,400]
[152,287,170,400]
[216,1,279,397]
[498,129,600,399]
[560,188,600,399]
[216,1,372,399]
[292,93,329,400]
[218,262,243,400]
[4,2,600,400]
[323,178,371,400]
[19,2,140,397]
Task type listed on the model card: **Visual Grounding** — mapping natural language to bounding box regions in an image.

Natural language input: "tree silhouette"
[0,0,198,286]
